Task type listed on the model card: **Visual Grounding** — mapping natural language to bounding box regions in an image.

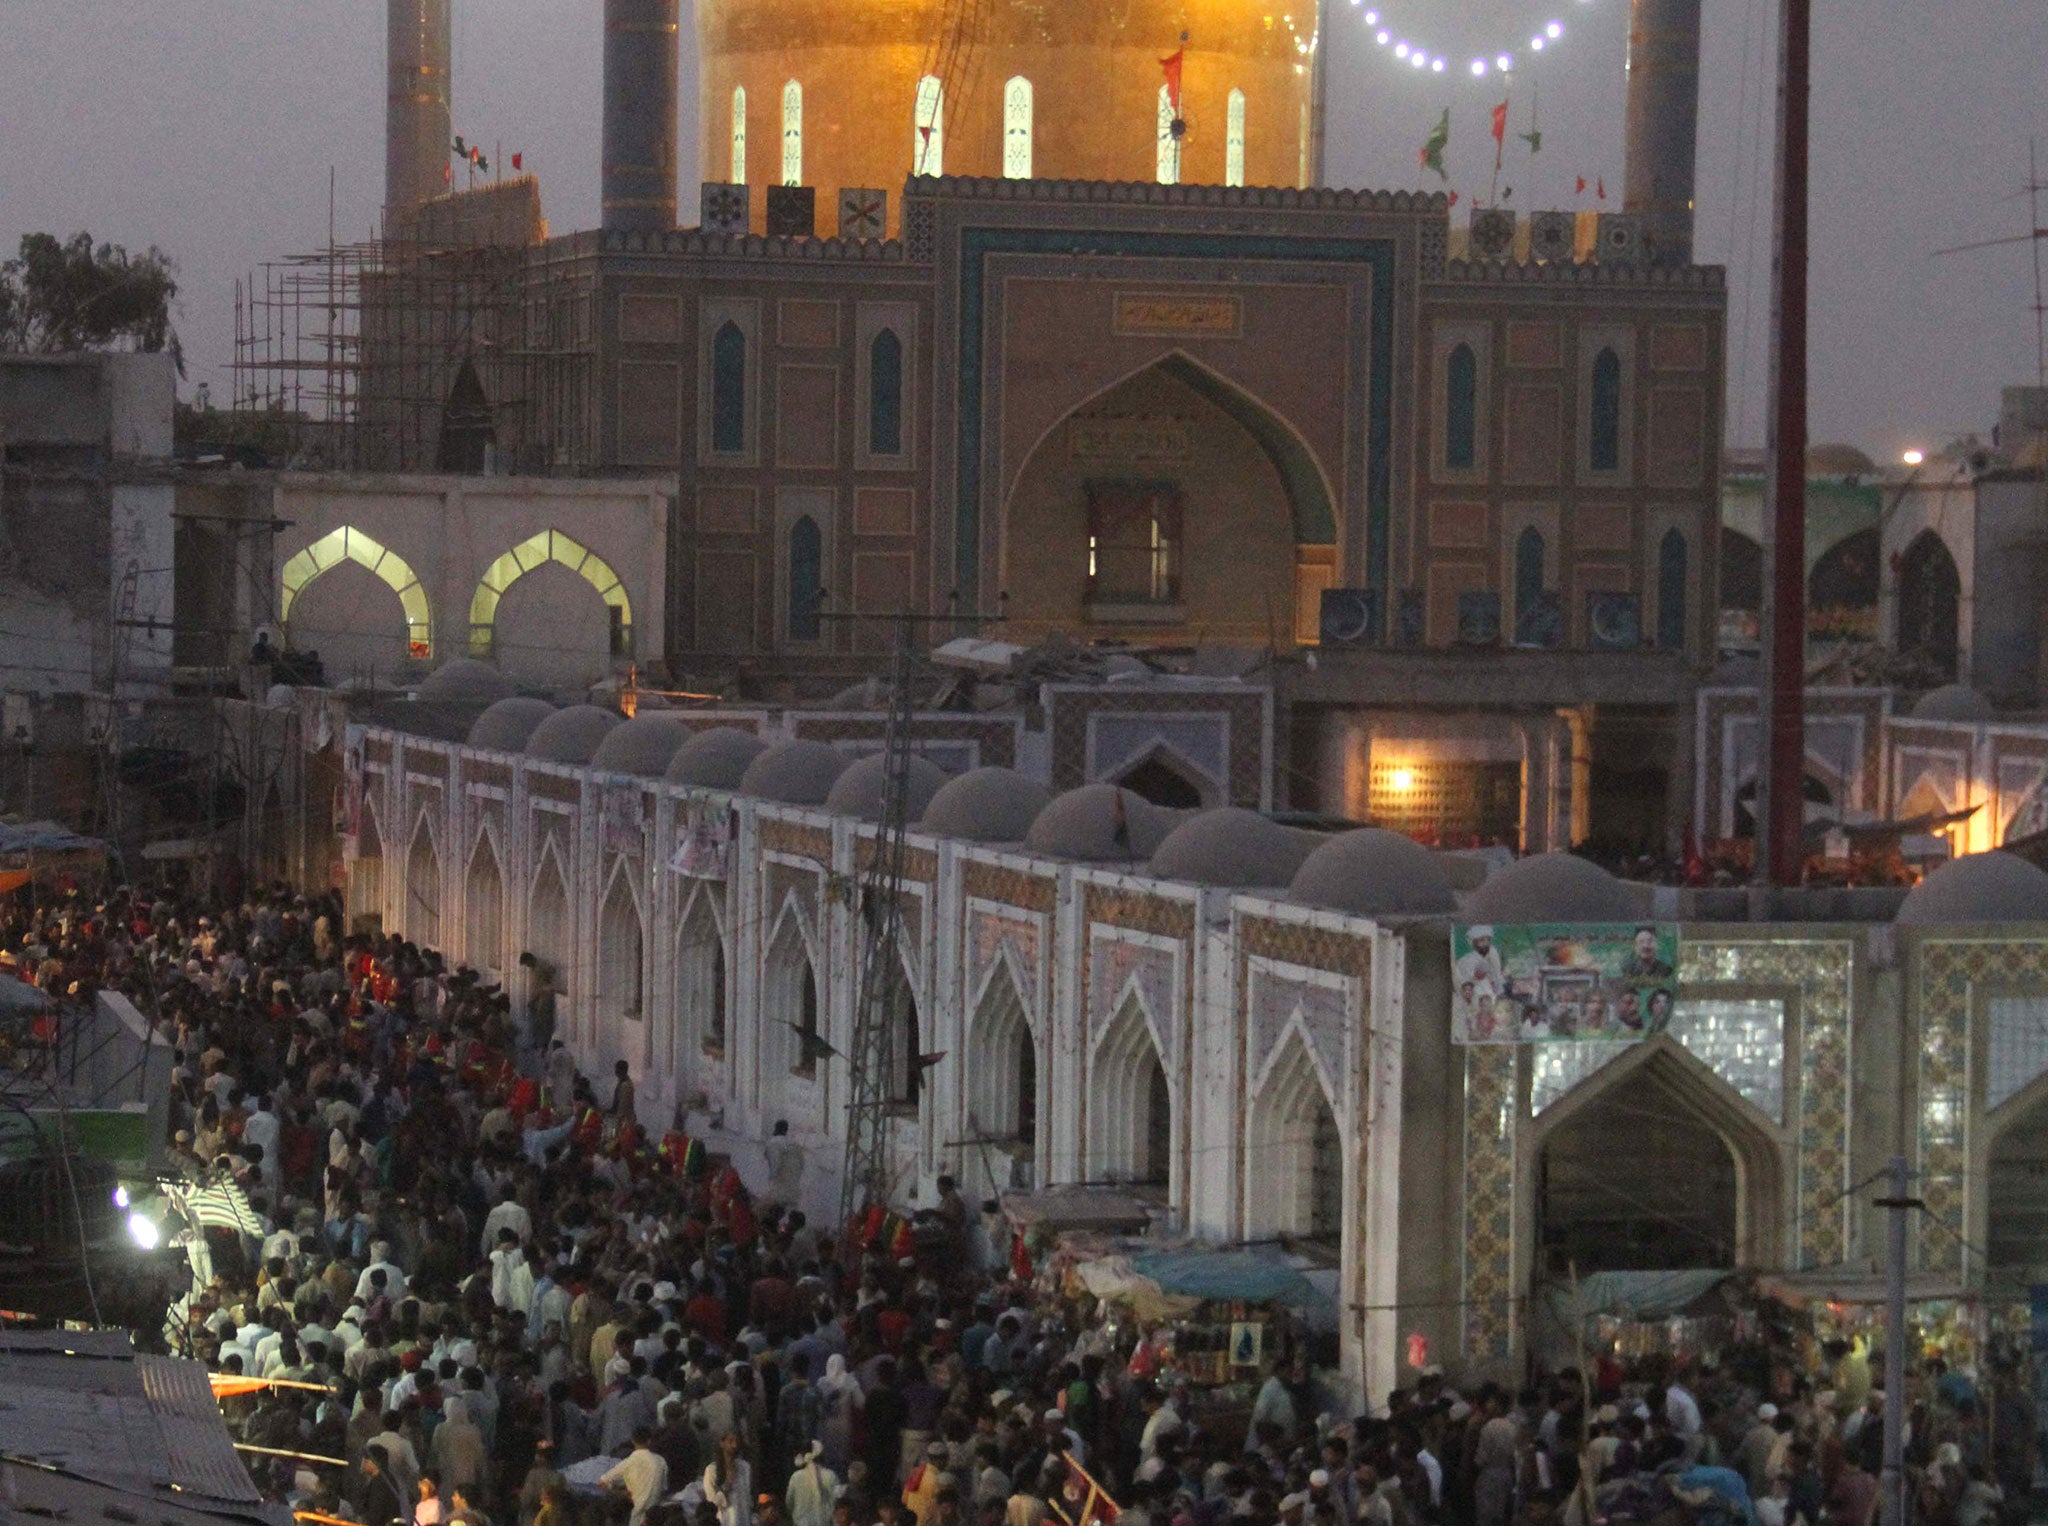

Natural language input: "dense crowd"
[1,880,2037,1526]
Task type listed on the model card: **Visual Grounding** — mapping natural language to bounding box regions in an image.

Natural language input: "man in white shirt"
[1664,1377,1703,1438]
[600,1428,671,1526]
[355,1243,407,1303]
[480,1187,531,1257]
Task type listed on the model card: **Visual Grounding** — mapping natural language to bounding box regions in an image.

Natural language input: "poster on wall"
[1450,922,1678,1044]
[670,802,735,880]
[601,783,643,857]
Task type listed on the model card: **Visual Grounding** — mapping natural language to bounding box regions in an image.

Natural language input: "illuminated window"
[1658,528,1688,649]
[1156,85,1181,185]
[1590,347,1623,470]
[731,86,747,183]
[279,526,432,658]
[467,528,633,659]
[1086,483,1180,604]
[781,80,802,186]
[711,320,746,452]
[1003,76,1033,178]
[1226,88,1247,187]
[913,75,944,175]
[1444,342,1478,469]
[868,329,903,455]
[788,515,823,642]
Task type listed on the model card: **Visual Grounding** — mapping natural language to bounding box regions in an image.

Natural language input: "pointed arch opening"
[787,514,823,642]
[280,526,431,661]
[1658,527,1689,650]
[969,960,1037,1150]
[1533,1039,1785,1280]
[527,842,571,1001]
[781,80,803,186]
[731,86,748,183]
[349,798,385,935]
[868,329,904,456]
[1897,529,1961,680]
[885,966,923,1112]
[438,358,495,473]
[1003,77,1033,178]
[674,885,729,1068]
[1444,342,1478,470]
[598,870,646,1043]
[763,907,819,1083]
[1514,525,1546,636]
[468,527,632,666]
[405,816,441,951]
[1247,1030,1344,1242]
[1111,745,1216,809]
[1589,347,1624,472]
[464,829,505,979]
[712,319,748,455]
[1090,996,1173,1190]
[1225,89,1247,187]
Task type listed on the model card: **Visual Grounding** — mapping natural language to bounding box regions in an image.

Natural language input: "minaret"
[1622,0,1701,266]
[385,0,453,228]
[602,0,681,232]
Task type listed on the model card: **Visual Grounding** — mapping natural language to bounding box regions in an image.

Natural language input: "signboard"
[1112,292,1242,337]
[670,802,735,880]
[1450,922,1678,1044]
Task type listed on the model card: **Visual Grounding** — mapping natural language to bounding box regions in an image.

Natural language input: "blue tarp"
[1129,1249,1333,1309]
[0,820,102,856]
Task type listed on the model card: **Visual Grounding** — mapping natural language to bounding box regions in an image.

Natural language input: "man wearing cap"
[785,1439,839,1526]
[1455,927,1504,991]
[1736,1405,1781,1496]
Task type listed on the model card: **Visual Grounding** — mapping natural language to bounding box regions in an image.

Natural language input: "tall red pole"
[1759,0,1810,886]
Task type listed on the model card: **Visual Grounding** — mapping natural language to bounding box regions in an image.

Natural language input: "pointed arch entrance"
[439,359,496,473]
[405,816,441,951]
[1247,1030,1344,1241]
[464,829,505,978]
[673,884,729,1075]
[1532,1038,1786,1278]
[469,529,633,686]
[968,961,1038,1158]
[527,841,571,1006]
[349,800,385,934]
[1897,530,1961,679]
[279,526,432,674]
[597,868,646,1056]
[1090,995,1173,1190]
[762,903,821,1096]
[1001,352,1336,646]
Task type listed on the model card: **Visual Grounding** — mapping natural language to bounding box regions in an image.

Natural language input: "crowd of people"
[0,878,2038,1526]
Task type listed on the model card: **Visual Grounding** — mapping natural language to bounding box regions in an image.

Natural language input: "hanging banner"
[670,802,735,880]
[1450,922,1678,1044]
[602,783,643,857]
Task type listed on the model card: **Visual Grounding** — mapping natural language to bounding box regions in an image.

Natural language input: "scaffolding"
[229,183,600,474]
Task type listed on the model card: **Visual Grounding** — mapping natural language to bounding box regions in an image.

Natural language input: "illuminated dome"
[696,0,1318,236]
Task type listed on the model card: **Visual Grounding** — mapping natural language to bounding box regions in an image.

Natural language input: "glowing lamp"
[1389,767,1416,792]
[1902,449,1925,466]
[127,1212,160,1250]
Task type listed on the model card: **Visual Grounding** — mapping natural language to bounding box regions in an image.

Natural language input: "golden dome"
[697,0,1318,232]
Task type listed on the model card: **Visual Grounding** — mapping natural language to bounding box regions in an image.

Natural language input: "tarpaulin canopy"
[1129,1249,1332,1309]
[0,820,103,856]
[1546,1268,1734,1321]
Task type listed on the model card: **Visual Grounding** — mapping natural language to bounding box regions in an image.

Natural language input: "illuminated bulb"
[1394,40,1409,56]
[1432,56,1445,70]
[1903,448,1926,466]
[112,1184,130,1210]
[1471,58,1488,74]
[1412,50,1427,66]
[1497,52,1513,69]
[127,1212,159,1250]
[1364,8,1377,19]
[1547,20,1563,36]
[1390,767,1416,792]
[1531,36,1544,49]
[1376,29,1390,43]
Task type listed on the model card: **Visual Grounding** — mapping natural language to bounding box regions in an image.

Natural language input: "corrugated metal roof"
[136,1356,263,1503]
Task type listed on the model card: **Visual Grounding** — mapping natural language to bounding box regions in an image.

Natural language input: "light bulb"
[1471,58,1488,74]
[1903,449,1926,466]
[1394,41,1409,56]
[1411,50,1427,66]
[1376,29,1390,43]
[1364,8,1378,19]
[1547,20,1563,36]
[1431,57,1445,70]
[127,1212,160,1250]
[1531,37,1544,49]
[1497,52,1513,69]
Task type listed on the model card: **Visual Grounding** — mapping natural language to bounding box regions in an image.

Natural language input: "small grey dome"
[823,753,950,822]
[1911,684,1996,723]
[738,740,852,805]
[524,703,624,764]
[664,726,769,788]
[467,696,557,752]
[1148,808,1315,888]
[416,658,518,704]
[827,677,892,711]
[919,767,1054,843]
[589,716,691,777]
[1463,852,1643,922]
[1025,784,1177,861]
[264,683,297,708]
[1896,850,2048,925]
[1290,828,1458,916]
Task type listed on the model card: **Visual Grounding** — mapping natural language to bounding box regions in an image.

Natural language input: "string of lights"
[1332,0,1586,81]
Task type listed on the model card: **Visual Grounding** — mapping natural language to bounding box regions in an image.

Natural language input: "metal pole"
[1878,1154,1915,1526]
[1758,0,1810,886]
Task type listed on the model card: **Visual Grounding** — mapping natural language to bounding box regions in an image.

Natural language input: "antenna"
[1932,136,2047,391]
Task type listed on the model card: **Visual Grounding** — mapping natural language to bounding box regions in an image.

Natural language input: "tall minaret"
[602,0,681,233]
[386,0,453,228]
[1622,0,1701,266]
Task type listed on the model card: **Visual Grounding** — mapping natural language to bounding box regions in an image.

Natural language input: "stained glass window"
[1226,89,1246,187]
[913,75,944,175]
[781,80,802,186]
[1003,77,1033,178]
[731,87,747,184]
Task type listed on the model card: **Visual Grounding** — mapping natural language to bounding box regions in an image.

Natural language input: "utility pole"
[1757,0,1811,887]
[1876,1155,1921,1526]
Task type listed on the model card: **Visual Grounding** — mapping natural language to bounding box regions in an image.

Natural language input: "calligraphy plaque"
[1111,292,1242,338]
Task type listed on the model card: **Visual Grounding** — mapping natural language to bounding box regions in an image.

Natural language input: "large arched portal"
[470,529,633,690]
[1247,1031,1344,1243]
[1534,1042,1784,1279]
[967,963,1039,1193]
[1897,530,1962,680]
[1002,354,1335,646]
[280,526,431,681]
[464,831,505,979]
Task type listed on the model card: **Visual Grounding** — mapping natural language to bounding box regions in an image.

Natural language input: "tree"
[0,232,182,373]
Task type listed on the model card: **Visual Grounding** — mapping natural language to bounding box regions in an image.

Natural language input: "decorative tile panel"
[1462,1045,1517,1363]
[967,904,1044,1021]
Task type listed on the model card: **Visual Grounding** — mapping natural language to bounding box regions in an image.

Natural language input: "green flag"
[1419,109,1450,181]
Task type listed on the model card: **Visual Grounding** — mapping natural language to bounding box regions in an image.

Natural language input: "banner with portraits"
[1450,922,1679,1044]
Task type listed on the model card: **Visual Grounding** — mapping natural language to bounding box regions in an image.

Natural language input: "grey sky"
[3,0,2044,458]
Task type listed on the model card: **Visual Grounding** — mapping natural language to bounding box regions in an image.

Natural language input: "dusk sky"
[4,0,2044,459]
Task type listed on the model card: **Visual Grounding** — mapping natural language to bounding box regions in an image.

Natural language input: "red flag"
[1011,1232,1034,1282]
[443,161,452,186]
[1597,176,1606,200]
[1447,190,1459,207]
[1575,175,1587,194]
[511,152,523,171]
[1159,47,1185,114]
[1491,99,1508,171]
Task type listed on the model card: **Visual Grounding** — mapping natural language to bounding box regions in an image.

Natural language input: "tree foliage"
[0,232,182,373]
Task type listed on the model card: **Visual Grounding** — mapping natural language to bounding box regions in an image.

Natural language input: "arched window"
[1003,77,1033,178]
[711,321,746,453]
[1898,530,1962,679]
[599,873,645,1027]
[781,80,802,186]
[674,887,727,1067]
[1156,85,1181,185]
[794,959,821,1075]
[1445,342,1478,469]
[730,86,747,184]
[468,527,633,659]
[464,833,504,979]
[1658,528,1689,650]
[887,977,922,1108]
[1225,88,1247,187]
[280,526,432,658]
[406,819,441,951]
[913,75,944,175]
[788,514,823,642]
[1516,525,1545,622]
[868,329,903,455]
[1590,347,1623,471]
